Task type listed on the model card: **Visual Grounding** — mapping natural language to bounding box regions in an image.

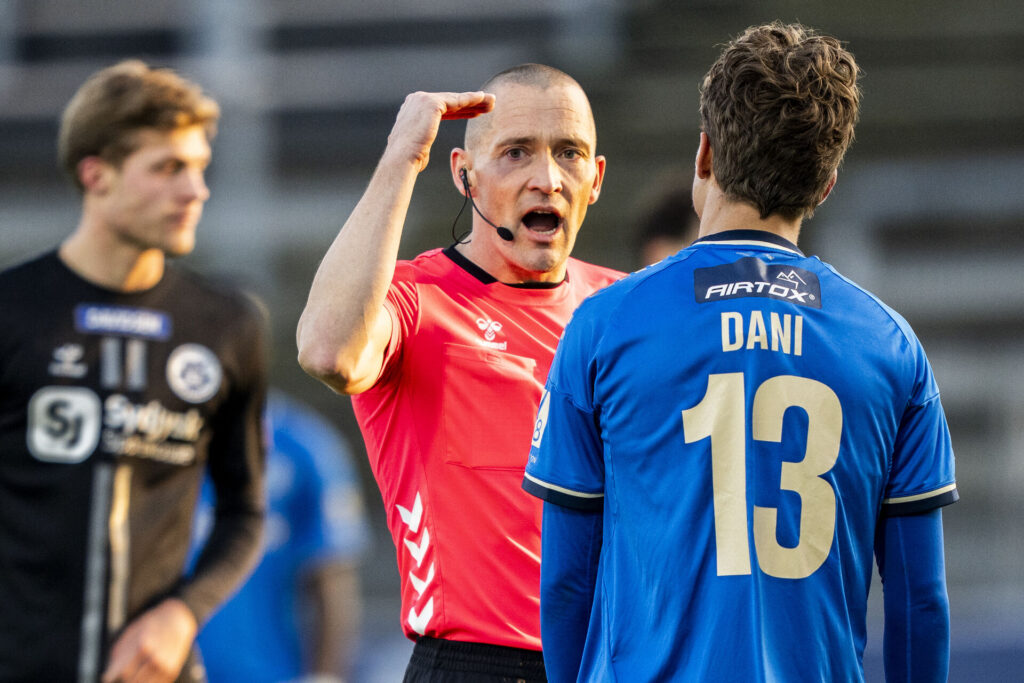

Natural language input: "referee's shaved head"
[464,63,594,152]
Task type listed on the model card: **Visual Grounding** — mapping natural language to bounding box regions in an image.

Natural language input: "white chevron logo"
[409,563,435,597]
[396,492,423,533]
[403,528,430,567]
[407,598,434,635]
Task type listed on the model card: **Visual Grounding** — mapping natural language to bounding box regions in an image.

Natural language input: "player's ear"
[77,156,111,194]
[695,133,713,180]
[818,170,838,205]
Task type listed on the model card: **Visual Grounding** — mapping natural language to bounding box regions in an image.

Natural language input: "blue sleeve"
[874,508,950,682]
[523,301,606,509]
[882,339,957,515]
[540,501,602,683]
[523,387,605,510]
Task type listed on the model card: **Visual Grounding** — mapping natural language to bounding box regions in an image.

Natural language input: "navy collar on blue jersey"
[692,229,803,255]
[443,245,564,289]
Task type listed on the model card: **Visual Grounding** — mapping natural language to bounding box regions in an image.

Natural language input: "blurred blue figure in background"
[192,390,370,683]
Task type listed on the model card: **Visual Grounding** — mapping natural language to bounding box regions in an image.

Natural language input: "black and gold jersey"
[0,251,267,682]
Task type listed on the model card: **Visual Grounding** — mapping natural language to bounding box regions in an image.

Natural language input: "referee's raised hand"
[299,89,492,397]
[384,91,494,173]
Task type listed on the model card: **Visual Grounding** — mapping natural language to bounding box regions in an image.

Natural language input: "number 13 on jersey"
[682,373,842,580]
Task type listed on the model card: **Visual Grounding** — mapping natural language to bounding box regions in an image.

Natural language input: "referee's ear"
[450,147,471,197]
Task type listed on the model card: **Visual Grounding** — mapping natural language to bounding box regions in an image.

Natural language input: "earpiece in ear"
[455,167,514,243]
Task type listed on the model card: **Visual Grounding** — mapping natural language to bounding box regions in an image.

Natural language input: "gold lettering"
[746,311,768,350]
[771,313,790,354]
[721,311,804,356]
[721,312,744,352]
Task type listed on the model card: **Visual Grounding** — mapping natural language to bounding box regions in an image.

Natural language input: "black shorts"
[402,636,547,683]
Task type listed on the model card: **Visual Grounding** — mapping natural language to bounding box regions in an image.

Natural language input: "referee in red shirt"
[297,64,622,682]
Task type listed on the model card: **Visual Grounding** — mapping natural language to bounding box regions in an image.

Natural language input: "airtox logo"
[694,257,821,309]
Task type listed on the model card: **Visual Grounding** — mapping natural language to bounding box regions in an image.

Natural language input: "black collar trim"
[442,245,564,289]
[692,229,802,255]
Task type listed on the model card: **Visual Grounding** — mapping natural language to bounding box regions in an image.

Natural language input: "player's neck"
[696,193,802,245]
[59,222,166,293]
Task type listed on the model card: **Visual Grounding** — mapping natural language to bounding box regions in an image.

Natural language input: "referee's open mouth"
[522,209,563,240]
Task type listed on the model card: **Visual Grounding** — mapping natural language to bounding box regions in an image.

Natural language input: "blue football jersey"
[524,230,957,682]
[194,391,370,682]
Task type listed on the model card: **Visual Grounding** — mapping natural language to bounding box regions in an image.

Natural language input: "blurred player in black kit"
[0,60,267,682]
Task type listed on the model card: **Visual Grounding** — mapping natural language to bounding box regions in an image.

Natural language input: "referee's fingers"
[440,91,495,120]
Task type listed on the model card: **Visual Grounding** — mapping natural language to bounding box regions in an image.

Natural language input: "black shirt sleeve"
[175,295,269,624]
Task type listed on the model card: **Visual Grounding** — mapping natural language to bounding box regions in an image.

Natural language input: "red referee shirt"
[352,247,621,649]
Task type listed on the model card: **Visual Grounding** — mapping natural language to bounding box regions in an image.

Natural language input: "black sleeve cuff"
[522,475,603,512]
[882,485,959,517]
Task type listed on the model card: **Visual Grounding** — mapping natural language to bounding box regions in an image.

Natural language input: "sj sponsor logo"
[103,393,204,463]
[27,387,205,465]
[27,387,102,463]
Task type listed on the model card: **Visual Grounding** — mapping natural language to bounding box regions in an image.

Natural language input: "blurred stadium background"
[1,1,1021,679]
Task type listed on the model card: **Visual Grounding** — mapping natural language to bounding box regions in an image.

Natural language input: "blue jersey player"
[523,23,957,682]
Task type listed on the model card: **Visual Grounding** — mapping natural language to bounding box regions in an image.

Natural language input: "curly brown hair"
[699,22,861,220]
[58,60,220,192]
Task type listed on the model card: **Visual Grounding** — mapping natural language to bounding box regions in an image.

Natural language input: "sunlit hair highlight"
[58,60,220,192]
[699,22,861,220]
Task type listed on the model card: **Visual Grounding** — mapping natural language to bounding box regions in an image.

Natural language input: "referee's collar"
[442,245,564,288]
[692,229,803,255]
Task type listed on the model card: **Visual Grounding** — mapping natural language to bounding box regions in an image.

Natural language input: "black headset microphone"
[459,168,514,242]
